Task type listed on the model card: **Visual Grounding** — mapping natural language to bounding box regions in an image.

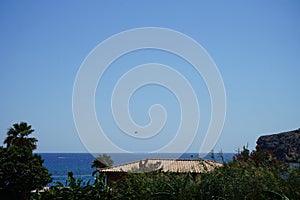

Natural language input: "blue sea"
[39,153,235,185]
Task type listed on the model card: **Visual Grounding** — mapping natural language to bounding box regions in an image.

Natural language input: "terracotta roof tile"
[98,158,222,173]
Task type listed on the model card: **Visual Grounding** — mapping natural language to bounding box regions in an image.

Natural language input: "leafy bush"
[31,173,111,200]
[111,172,200,200]
[199,147,299,200]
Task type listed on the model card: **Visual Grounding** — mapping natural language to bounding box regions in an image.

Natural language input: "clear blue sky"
[0,1,299,153]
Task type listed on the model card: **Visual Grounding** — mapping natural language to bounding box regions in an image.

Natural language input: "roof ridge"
[98,159,143,170]
[99,158,214,170]
[145,158,202,161]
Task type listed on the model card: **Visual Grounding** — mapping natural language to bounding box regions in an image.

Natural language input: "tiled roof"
[98,158,222,173]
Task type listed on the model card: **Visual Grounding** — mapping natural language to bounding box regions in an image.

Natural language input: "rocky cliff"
[256,128,300,162]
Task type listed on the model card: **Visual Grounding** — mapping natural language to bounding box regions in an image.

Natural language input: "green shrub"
[31,173,111,200]
[199,147,299,200]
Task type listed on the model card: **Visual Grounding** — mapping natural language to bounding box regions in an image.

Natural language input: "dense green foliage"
[0,122,51,200]
[200,147,298,199]
[111,172,201,199]
[31,173,112,200]
[32,147,300,200]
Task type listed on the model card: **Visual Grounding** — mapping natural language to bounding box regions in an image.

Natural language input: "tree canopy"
[4,122,37,151]
[0,122,51,200]
[91,154,114,169]
[91,154,114,176]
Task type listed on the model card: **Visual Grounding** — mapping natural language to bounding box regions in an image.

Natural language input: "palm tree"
[4,122,37,151]
[91,154,114,176]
